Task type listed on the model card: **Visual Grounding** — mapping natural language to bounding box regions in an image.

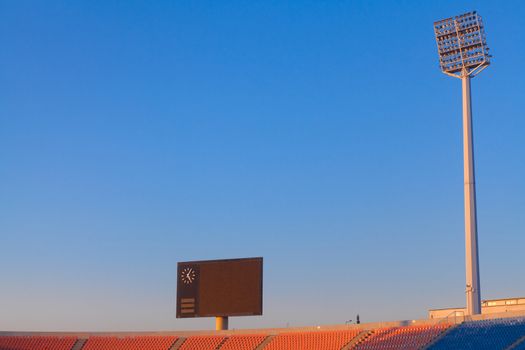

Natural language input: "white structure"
[433,11,491,316]
[429,297,525,320]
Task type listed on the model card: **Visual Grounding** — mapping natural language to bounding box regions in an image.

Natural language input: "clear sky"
[1,0,524,332]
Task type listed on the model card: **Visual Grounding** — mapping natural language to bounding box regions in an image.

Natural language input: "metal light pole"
[433,11,491,316]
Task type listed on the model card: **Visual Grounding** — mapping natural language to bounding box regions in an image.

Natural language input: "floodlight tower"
[433,11,491,316]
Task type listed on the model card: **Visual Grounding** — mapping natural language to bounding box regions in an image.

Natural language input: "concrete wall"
[429,297,525,319]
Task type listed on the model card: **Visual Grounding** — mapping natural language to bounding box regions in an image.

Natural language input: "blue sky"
[1,0,524,331]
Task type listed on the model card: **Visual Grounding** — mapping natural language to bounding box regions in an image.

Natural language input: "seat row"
[2,317,525,350]
[0,327,443,350]
[428,317,525,350]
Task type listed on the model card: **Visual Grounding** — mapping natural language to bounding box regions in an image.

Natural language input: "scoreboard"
[176,257,263,318]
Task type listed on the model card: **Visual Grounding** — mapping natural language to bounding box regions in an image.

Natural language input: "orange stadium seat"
[0,336,76,350]
[81,335,177,350]
[353,324,450,350]
[264,329,361,350]
[178,335,226,350]
[219,334,267,350]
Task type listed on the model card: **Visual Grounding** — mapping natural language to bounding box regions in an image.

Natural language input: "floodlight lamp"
[433,11,491,78]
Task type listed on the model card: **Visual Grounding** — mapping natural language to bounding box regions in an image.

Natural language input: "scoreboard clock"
[180,267,196,285]
[176,257,263,318]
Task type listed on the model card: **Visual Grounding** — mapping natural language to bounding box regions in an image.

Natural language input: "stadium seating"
[353,324,450,350]
[4,316,525,350]
[219,334,267,350]
[178,335,226,350]
[82,335,177,350]
[264,329,361,350]
[0,336,76,350]
[428,317,525,350]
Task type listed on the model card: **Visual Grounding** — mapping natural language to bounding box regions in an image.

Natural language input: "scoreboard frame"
[176,257,263,318]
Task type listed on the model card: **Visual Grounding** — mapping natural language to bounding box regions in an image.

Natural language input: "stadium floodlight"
[434,11,490,78]
[433,11,491,316]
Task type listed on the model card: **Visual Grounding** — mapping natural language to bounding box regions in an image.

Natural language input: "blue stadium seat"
[428,317,525,350]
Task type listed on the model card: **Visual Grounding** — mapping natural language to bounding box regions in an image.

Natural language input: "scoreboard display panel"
[176,257,263,318]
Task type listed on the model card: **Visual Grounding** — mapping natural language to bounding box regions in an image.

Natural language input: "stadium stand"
[0,336,76,350]
[177,335,226,350]
[427,317,525,350]
[219,334,267,350]
[263,329,361,350]
[353,324,450,350]
[81,335,177,350]
[4,314,525,350]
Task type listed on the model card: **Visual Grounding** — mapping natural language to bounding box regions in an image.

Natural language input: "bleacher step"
[169,337,187,350]
[255,334,275,350]
[421,323,457,350]
[71,338,87,350]
[341,330,372,350]
[215,337,228,349]
[506,335,525,350]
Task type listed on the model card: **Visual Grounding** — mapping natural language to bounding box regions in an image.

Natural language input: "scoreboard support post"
[215,316,229,331]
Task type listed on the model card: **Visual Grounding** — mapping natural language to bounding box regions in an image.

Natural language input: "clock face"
[181,267,197,285]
